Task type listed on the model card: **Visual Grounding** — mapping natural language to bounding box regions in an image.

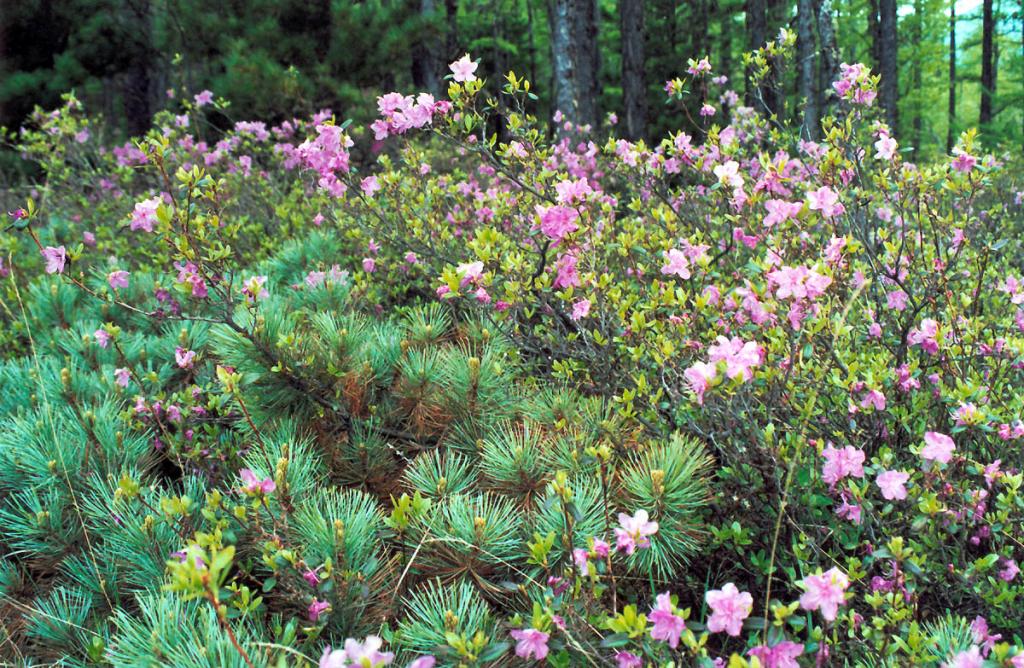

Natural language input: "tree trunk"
[797,0,818,139]
[815,0,840,114]
[411,0,441,96]
[719,1,733,86]
[947,0,956,153]
[548,0,578,128]
[620,0,647,140]
[745,0,768,111]
[878,0,899,134]
[123,0,153,136]
[867,0,881,72]
[980,0,995,126]
[912,0,923,154]
[445,0,459,60]
[570,0,600,129]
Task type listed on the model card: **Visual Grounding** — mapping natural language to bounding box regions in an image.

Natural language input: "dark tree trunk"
[744,0,768,111]
[980,0,995,125]
[620,0,647,140]
[719,1,733,85]
[815,0,840,113]
[878,0,899,133]
[445,0,459,60]
[912,0,923,155]
[947,0,956,153]
[124,0,153,136]
[570,0,600,129]
[797,0,818,138]
[867,0,881,72]
[411,0,442,96]
[548,0,578,128]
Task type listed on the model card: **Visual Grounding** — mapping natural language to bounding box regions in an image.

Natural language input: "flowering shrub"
[2,41,1024,667]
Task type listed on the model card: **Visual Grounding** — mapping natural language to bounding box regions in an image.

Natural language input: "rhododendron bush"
[1,44,1024,667]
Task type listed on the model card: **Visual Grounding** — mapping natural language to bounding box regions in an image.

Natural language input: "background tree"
[620,0,646,139]
[879,0,900,133]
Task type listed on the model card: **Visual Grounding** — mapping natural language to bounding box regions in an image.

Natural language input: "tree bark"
[980,0,995,126]
[548,0,577,128]
[745,0,768,111]
[445,0,459,60]
[815,0,840,114]
[947,0,956,153]
[797,0,818,139]
[912,0,923,154]
[867,0,881,72]
[620,0,647,140]
[411,0,442,96]
[123,0,153,136]
[878,0,899,134]
[548,0,599,132]
[570,0,600,129]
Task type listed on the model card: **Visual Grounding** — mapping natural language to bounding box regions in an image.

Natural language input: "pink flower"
[806,186,844,218]
[649,592,686,648]
[42,246,67,274]
[509,628,549,661]
[1000,559,1020,582]
[713,160,743,188]
[406,658,435,668]
[661,249,691,279]
[684,361,717,405]
[175,347,196,369]
[114,367,130,388]
[705,583,753,636]
[615,652,642,668]
[921,431,955,464]
[615,509,658,554]
[242,275,269,303]
[859,389,886,411]
[553,253,580,289]
[94,328,111,348]
[768,265,832,301]
[821,445,865,486]
[763,199,802,228]
[873,134,898,160]
[131,197,161,232]
[799,567,850,621]
[571,299,591,320]
[707,336,761,381]
[457,260,484,288]
[362,258,376,273]
[943,646,983,668]
[538,205,579,241]
[341,636,394,667]
[361,175,381,197]
[108,270,129,289]
[886,290,908,311]
[449,54,478,83]
[875,470,909,500]
[239,468,276,495]
[194,89,214,107]
[748,641,804,668]
[951,152,977,173]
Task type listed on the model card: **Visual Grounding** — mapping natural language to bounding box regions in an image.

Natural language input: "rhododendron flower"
[114,367,130,388]
[700,103,716,116]
[763,199,802,228]
[886,289,908,311]
[684,361,717,405]
[108,270,129,289]
[242,275,269,303]
[943,646,983,668]
[970,616,1001,657]
[42,246,67,274]
[554,178,593,204]
[239,468,276,495]
[821,444,865,486]
[362,258,376,273]
[509,628,549,661]
[705,583,753,636]
[360,175,381,197]
[457,260,484,288]
[553,253,580,289]
[175,347,196,369]
[873,134,898,160]
[94,328,111,348]
[799,567,849,621]
[1000,559,1020,582]
[687,56,712,76]
[806,186,844,217]
[951,152,977,173]
[615,652,642,668]
[921,431,955,464]
[860,389,886,411]
[341,636,395,667]
[908,318,940,354]
[571,299,591,320]
[748,641,804,668]
[661,248,691,279]
[649,592,685,648]
[449,54,478,82]
[537,204,579,241]
[131,197,161,232]
[768,265,831,301]
[406,657,436,668]
[193,89,214,107]
[876,470,909,500]
[615,509,658,554]
[713,160,743,188]
[707,336,761,381]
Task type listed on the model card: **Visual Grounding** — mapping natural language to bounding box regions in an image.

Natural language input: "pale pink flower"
[510,628,549,661]
[649,592,686,648]
[360,175,381,197]
[94,329,111,348]
[449,54,479,83]
[108,270,129,289]
[615,509,658,554]
[748,641,804,668]
[194,90,214,107]
[713,160,743,188]
[684,361,717,405]
[873,135,898,160]
[951,152,977,173]
[660,248,691,279]
[821,444,865,486]
[943,646,983,668]
[175,347,196,369]
[763,199,802,228]
[921,431,955,464]
[538,205,579,241]
[707,336,761,381]
[1000,559,1019,582]
[42,246,67,274]
[239,468,276,495]
[799,567,849,621]
[705,583,753,636]
[406,658,436,668]
[114,367,130,388]
[362,258,376,273]
[242,275,269,302]
[131,197,161,232]
[571,299,591,320]
[806,186,844,217]
[342,636,394,667]
[875,470,909,500]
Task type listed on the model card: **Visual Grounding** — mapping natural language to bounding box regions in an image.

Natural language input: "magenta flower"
[705,582,753,636]
[509,628,549,661]
[194,89,214,107]
[875,470,909,500]
[239,468,276,495]
[553,253,580,289]
[449,54,478,83]
[175,347,196,369]
[307,598,330,622]
[41,246,67,274]
[921,431,955,465]
[361,175,381,197]
[748,641,804,668]
[114,367,130,388]
[615,509,658,554]
[615,652,642,668]
[538,204,579,242]
[571,299,591,321]
[1000,559,1019,582]
[799,567,849,621]
[649,592,686,648]
[130,197,161,232]
[821,444,865,486]
[951,152,977,173]
[684,361,717,405]
[108,270,129,290]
